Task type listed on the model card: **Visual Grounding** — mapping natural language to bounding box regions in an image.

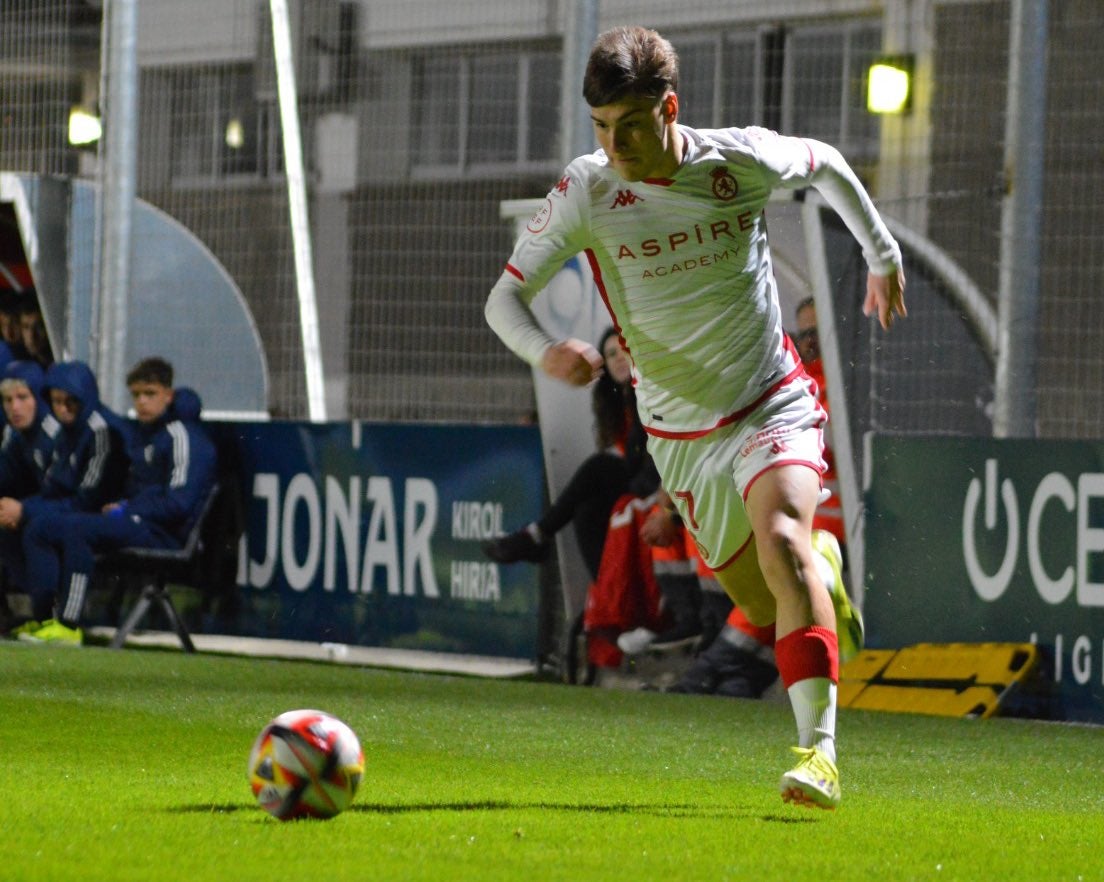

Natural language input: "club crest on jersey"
[527,198,553,233]
[610,189,643,209]
[710,166,738,201]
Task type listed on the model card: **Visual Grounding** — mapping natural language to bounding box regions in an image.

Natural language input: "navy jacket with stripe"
[118,386,218,543]
[22,361,128,522]
[0,360,62,498]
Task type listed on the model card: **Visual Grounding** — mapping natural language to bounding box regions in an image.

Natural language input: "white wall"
[137,0,258,65]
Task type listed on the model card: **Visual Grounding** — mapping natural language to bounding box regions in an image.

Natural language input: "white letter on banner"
[1072,635,1092,685]
[249,473,279,587]
[325,475,361,593]
[1077,473,1104,607]
[963,459,1019,601]
[1028,473,1076,605]
[282,473,322,591]
[404,478,439,598]
[362,476,400,595]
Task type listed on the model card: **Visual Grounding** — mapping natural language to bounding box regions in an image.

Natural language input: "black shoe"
[482,529,549,564]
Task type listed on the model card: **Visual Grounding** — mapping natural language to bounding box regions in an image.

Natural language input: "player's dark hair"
[583,26,679,107]
[126,356,173,388]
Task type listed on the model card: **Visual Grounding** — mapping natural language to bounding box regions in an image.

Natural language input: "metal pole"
[559,0,599,164]
[96,0,138,412]
[994,0,1048,438]
[270,0,328,421]
[802,196,866,609]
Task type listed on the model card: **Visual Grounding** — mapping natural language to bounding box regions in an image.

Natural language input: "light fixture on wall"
[225,117,245,149]
[68,106,102,145]
[867,55,914,115]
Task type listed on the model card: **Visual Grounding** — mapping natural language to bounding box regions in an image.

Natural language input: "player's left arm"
[767,134,907,330]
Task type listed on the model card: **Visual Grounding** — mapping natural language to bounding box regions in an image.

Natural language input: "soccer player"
[485,26,906,809]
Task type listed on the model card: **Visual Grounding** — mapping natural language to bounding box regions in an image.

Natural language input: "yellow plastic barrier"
[838,642,1040,719]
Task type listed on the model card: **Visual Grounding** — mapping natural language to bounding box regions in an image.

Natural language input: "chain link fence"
[1,0,1100,438]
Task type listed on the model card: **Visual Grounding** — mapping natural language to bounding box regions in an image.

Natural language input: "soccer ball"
[248,709,364,820]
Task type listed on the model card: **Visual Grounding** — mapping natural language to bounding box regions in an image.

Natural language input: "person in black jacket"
[19,357,217,645]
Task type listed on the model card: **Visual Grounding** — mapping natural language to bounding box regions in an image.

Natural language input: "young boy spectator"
[0,361,60,503]
[19,357,217,645]
[20,360,129,524]
[0,361,61,632]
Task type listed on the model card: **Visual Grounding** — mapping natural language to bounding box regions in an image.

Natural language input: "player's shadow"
[168,801,817,824]
[351,800,817,823]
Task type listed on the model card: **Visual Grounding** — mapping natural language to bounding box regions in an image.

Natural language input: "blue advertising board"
[863,434,1104,722]
[204,421,546,659]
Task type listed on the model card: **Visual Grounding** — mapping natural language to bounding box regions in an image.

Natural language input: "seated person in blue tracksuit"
[0,361,61,631]
[8,360,129,633]
[21,360,130,525]
[19,357,217,645]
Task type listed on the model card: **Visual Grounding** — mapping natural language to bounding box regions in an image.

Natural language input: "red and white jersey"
[486,124,901,438]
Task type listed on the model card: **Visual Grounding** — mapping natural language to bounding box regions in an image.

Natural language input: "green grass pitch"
[3,642,1102,882]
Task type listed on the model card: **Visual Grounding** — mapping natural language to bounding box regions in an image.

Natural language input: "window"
[672,21,882,161]
[785,23,881,160]
[675,38,718,128]
[722,32,766,128]
[412,48,561,177]
[162,65,283,185]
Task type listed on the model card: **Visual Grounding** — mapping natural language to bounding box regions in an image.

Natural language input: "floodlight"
[867,56,913,115]
[68,106,102,145]
[225,117,245,149]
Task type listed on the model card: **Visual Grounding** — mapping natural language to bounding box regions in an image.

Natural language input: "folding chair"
[100,482,221,653]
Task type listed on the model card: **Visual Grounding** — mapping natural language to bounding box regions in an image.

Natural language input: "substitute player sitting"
[485,26,906,810]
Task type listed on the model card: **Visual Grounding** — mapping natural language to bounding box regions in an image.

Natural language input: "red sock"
[774,625,838,689]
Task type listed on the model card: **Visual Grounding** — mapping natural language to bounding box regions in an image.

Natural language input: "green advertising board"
[863,434,1104,723]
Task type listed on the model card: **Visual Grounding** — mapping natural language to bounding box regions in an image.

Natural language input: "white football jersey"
[486,124,901,438]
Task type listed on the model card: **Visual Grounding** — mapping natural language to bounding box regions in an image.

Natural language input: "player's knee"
[753,517,805,583]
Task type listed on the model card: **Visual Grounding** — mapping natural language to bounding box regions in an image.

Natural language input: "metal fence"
[1,0,1100,439]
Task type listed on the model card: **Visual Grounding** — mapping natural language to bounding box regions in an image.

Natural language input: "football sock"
[776,626,840,762]
[787,678,838,763]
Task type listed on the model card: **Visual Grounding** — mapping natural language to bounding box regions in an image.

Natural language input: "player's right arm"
[484,165,601,386]
[485,273,601,386]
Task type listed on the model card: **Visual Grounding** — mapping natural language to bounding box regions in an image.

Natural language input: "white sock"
[787,678,837,763]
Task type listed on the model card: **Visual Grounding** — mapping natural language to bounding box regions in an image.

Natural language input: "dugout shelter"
[0,171,268,417]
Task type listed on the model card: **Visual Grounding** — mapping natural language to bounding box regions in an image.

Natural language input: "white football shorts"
[647,375,827,570]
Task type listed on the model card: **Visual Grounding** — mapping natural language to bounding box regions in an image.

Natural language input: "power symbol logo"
[963,459,1020,601]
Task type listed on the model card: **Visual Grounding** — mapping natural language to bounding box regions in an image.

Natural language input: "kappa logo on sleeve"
[553,175,571,195]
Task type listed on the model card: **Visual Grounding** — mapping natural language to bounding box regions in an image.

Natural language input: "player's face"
[590,92,680,182]
[50,389,81,426]
[2,385,37,431]
[129,381,174,424]
[602,335,632,386]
